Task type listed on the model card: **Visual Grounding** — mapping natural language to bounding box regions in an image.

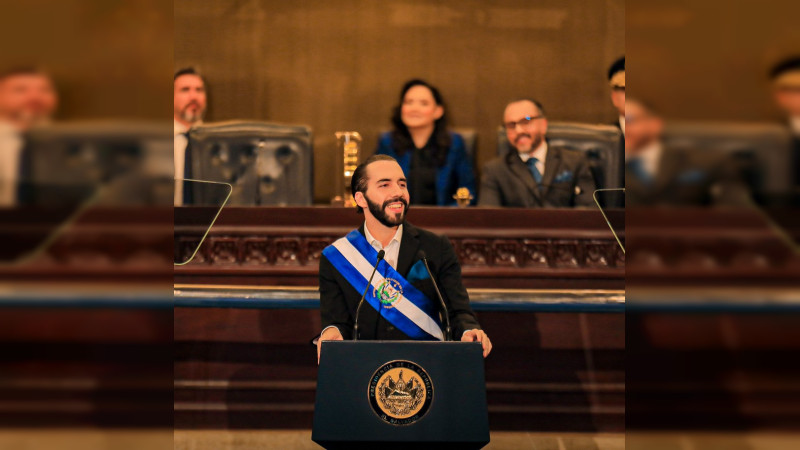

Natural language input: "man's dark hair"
[608,56,625,80]
[174,67,205,83]
[769,56,800,79]
[505,98,547,118]
[0,66,50,82]
[351,154,398,213]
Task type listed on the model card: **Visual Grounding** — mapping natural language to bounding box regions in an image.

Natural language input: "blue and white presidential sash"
[322,230,444,341]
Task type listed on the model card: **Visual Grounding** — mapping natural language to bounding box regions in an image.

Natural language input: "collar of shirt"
[0,121,23,206]
[363,222,403,269]
[517,140,548,164]
[517,140,547,178]
[0,120,18,135]
[619,116,625,135]
[174,119,189,136]
[790,116,800,135]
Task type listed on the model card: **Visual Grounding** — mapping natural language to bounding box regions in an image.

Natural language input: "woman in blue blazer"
[375,79,476,206]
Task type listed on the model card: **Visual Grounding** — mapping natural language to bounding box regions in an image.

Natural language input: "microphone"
[417,250,451,341]
[353,249,385,341]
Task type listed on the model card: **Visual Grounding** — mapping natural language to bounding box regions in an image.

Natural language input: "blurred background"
[3,0,799,449]
[0,1,173,449]
[628,0,797,122]
[626,1,800,449]
[172,2,627,450]
[174,0,625,204]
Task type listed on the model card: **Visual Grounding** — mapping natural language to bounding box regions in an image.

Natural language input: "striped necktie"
[526,157,542,184]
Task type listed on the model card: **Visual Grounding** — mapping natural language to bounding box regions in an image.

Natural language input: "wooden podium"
[312,341,490,449]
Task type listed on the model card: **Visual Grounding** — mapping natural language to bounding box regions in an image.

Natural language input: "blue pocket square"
[553,170,573,183]
[407,260,431,283]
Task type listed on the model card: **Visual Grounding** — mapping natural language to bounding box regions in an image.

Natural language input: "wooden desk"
[174,206,625,290]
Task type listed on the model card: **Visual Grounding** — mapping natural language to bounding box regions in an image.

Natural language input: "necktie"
[626,157,653,186]
[17,145,32,204]
[182,131,194,205]
[526,157,542,184]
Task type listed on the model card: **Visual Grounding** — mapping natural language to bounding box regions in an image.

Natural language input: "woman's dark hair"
[390,79,451,167]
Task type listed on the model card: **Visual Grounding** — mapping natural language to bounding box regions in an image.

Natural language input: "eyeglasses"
[503,115,545,130]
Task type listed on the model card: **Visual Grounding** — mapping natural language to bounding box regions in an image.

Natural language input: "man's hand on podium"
[317,327,343,364]
[462,329,492,358]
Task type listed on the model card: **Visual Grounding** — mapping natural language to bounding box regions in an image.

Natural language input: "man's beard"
[514,132,543,153]
[180,104,205,124]
[366,196,408,228]
[13,107,52,130]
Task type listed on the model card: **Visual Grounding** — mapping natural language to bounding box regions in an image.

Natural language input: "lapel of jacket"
[540,143,562,198]
[396,222,421,278]
[506,151,542,205]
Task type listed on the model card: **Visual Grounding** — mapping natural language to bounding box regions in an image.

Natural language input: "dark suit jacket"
[791,134,800,191]
[625,147,753,207]
[319,222,481,341]
[613,119,626,190]
[478,143,596,208]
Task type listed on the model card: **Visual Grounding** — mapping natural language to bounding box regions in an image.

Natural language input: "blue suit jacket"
[375,131,476,206]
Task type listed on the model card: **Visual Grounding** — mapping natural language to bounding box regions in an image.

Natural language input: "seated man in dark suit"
[608,57,626,136]
[173,67,207,206]
[0,67,58,205]
[316,154,490,362]
[608,57,626,189]
[479,99,596,208]
[769,56,800,195]
[625,98,753,207]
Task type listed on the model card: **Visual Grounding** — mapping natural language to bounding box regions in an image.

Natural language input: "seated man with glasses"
[478,99,596,208]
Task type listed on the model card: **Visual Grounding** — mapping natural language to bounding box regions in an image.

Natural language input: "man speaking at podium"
[316,155,491,362]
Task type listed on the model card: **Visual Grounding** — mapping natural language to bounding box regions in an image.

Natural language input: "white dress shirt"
[174,119,198,205]
[0,121,23,206]
[790,116,800,136]
[517,140,548,177]
[363,222,403,269]
[619,116,626,136]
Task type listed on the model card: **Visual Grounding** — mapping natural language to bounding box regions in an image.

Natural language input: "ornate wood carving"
[170,207,625,289]
[5,206,793,288]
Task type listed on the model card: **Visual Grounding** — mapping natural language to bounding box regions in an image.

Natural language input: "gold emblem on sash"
[374,278,403,308]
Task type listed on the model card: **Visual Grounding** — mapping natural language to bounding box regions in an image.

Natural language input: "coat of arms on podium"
[368,360,433,425]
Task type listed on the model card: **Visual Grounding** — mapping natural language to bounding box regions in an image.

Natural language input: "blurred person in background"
[625,98,752,206]
[608,57,626,137]
[608,57,626,189]
[0,67,58,205]
[375,79,476,206]
[479,99,595,208]
[173,67,207,205]
[769,56,800,194]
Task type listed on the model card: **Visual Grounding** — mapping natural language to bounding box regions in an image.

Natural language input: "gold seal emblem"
[368,360,433,426]
[374,278,403,308]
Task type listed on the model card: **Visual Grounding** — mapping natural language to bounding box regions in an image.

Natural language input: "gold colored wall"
[175,0,625,203]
